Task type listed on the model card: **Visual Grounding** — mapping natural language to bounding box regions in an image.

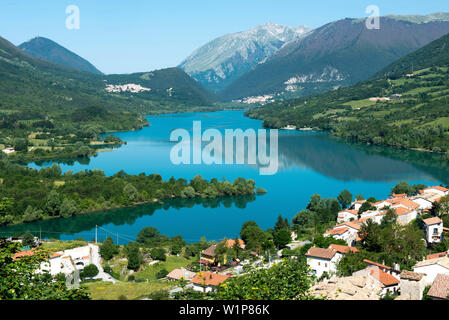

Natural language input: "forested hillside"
[0,36,216,163]
[246,32,449,154]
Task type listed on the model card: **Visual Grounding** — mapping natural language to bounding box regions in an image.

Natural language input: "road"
[88,243,118,283]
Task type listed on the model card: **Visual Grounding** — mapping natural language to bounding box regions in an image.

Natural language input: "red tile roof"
[325,227,349,236]
[370,268,400,287]
[13,249,36,260]
[363,259,391,270]
[224,239,245,248]
[306,247,337,260]
[427,252,448,260]
[338,210,358,215]
[191,272,229,287]
[329,244,359,254]
[423,217,442,226]
[425,186,449,192]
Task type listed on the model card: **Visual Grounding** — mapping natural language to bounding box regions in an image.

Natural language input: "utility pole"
[199,252,202,272]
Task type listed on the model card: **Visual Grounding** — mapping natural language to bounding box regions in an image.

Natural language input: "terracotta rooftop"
[363,259,391,270]
[325,227,349,236]
[370,268,400,287]
[329,244,359,254]
[338,209,358,215]
[423,217,442,226]
[425,186,449,192]
[306,247,337,260]
[191,272,229,287]
[224,239,245,248]
[427,274,449,300]
[427,252,448,260]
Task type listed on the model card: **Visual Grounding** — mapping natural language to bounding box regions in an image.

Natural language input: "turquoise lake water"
[4,110,449,243]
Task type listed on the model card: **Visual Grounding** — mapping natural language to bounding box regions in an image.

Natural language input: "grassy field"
[84,280,174,300]
[134,255,197,281]
[342,98,376,109]
[41,240,88,252]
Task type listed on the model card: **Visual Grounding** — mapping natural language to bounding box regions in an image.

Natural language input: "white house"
[413,257,449,286]
[353,265,400,296]
[423,217,444,244]
[2,147,15,154]
[337,209,358,223]
[191,272,229,293]
[353,260,401,296]
[421,186,449,197]
[349,200,366,211]
[325,222,360,246]
[306,246,339,279]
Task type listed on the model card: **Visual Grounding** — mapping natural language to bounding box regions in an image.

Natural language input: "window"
[318,262,320,266]
[325,263,328,268]
[433,228,439,235]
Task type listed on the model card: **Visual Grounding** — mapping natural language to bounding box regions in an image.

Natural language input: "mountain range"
[18,36,103,75]
[178,23,311,93]
[0,35,215,119]
[246,30,449,152]
[220,13,449,101]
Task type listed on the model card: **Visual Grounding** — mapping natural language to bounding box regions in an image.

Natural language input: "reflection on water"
[0,195,256,242]
[14,111,449,243]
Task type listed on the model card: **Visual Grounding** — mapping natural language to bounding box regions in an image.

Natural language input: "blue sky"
[1,0,449,74]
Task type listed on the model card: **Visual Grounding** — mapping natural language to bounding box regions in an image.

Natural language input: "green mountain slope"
[221,15,449,101]
[19,37,103,75]
[0,36,215,115]
[246,32,449,154]
[0,35,216,162]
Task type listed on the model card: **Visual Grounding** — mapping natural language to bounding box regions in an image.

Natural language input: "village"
[5,184,449,300]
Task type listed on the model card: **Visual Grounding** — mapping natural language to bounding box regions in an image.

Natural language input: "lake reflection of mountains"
[277,133,447,183]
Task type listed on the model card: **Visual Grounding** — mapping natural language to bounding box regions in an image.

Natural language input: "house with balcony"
[423,217,444,244]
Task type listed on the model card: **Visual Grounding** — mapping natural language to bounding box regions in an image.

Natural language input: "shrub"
[156,269,169,279]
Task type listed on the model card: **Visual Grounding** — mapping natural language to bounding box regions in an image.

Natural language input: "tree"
[337,190,353,209]
[273,229,291,249]
[436,195,449,217]
[22,233,35,247]
[274,215,289,232]
[124,183,138,202]
[181,186,196,199]
[156,269,169,279]
[60,198,78,218]
[0,197,14,217]
[240,221,267,254]
[137,227,160,244]
[100,236,118,261]
[0,240,90,300]
[150,248,166,261]
[359,219,382,252]
[81,264,99,279]
[215,259,318,300]
[23,205,43,223]
[125,242,142,271]
[45,190,61,216]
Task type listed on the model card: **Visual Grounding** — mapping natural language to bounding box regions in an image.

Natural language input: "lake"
[4,110,449,243]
